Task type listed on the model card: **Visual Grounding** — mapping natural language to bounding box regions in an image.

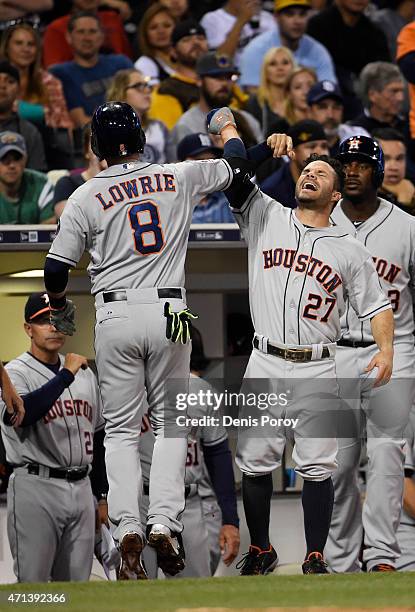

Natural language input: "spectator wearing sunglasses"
[106,68,169,164]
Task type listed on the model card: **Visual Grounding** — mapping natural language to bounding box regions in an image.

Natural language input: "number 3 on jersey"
[128,200,164,255]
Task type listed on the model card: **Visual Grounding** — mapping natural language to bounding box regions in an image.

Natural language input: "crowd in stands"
[0,0,415,225]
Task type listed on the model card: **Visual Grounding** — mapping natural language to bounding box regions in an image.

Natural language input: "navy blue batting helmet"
[91,101,146,160]
[337,135,384,188]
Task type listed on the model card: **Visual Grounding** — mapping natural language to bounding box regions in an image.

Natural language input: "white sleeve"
[347,250,392,321]
[47,196,90,266]
[134,56,159,81]
[200,12,227,49]
[176,159,233,201]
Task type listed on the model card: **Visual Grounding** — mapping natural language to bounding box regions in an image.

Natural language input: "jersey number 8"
[128,201,165,255]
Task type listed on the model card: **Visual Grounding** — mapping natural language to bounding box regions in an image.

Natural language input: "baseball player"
[396,407,415,571]
[140,328,240,578]
[0,359,24,427]
[0,292,105,583]
[207,108,394,575]
[324,136,415,573]
[43,102,248,580]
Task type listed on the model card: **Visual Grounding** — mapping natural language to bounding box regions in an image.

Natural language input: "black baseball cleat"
[236,544,279,576]
[118,532,148,580]
[369,563,396,572]
[302,551,329,574]
[147,524,185,576]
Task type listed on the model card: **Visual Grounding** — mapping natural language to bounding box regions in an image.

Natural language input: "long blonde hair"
[284,66,317,125]
[106,68,150,128]
[257,46,296,108]
[0,23,46,104]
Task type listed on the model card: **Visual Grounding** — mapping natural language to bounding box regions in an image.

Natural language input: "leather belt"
[26,463,88,481]
[253,337,330,362]
[337,339,375,348]
[103,288,182,303]
[143,483,192,497]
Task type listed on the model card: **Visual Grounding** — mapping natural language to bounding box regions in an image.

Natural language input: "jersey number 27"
[128,201,165,255]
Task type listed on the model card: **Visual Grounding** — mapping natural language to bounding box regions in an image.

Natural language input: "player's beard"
[201,84,232,109]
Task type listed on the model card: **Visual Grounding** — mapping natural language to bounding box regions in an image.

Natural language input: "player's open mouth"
[302,182,317,191]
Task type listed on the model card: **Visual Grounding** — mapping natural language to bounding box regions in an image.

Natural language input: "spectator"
[0,131,54,224]
[0,61,46,172]
[0,24,73,130]
[200,0,275,68]
[42,0,133,68]
[159,0,190,20]
[52,122,107,218]
[134,3,177,85]
[350,62,406,137]
[239,0,336,90]
[49,12,133,128]
[149,20,208,130]
[169,52,262,159]
[373,127,415,214]
[283,66,316,126]
[308,80,370,154]
[0,0,52,32]
[397,21,415,154]
[307,0,390,118]
[106,69,169,164]
[177,133,235,223]
[260,119,328,208]
[371,0,415,60]
[245,46,297,135]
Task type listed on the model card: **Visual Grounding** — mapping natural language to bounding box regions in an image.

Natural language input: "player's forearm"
[403,476,415,519]
[370,308,394,354]
[44,257,70,307]
[90,428,109,498]
[203,439,239,527]
[2,370,75,427]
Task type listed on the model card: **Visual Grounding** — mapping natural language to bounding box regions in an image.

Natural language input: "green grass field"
[0,573,414,612]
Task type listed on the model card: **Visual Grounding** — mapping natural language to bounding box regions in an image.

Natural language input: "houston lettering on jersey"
[43,399,93,424]
[95,174,177,211]
[372,257,401,284]
[263,248,342,294]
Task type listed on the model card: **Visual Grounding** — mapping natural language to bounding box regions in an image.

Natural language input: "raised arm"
[207,107,295,209]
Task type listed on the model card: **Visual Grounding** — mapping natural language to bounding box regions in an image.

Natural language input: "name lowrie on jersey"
[94,174,177,211]
[262,248,342,295]
[43,398,94,425]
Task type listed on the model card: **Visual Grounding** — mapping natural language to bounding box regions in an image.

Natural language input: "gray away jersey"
[47,159,232,294]
[139,374,227,495]
[0,353,104,468]
[233,186,391,345]
[332,199,415,343]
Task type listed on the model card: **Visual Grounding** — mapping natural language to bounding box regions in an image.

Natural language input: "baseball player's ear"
[23,323,32,339]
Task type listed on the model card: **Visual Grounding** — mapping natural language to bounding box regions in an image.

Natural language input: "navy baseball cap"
[196,52,239,78]
[177,133,222,161]
[25,292,51,323]
[0,131,27,159]
[172,20,206,46]
[307,80,343,106]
